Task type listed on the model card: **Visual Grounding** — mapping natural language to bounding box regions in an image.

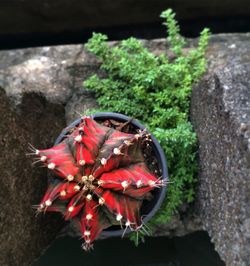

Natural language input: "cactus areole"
[31,112,168,251]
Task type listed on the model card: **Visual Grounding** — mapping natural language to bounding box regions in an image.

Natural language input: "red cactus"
[30,116,165,250]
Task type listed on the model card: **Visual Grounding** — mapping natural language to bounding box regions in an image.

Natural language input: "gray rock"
[0,89,65,266]
[0,45,97,266]
[65,89,98,124]
[0,33,249,265]
[190,34,250,266]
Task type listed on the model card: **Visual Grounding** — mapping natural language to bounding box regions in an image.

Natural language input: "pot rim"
[55,112,168,237]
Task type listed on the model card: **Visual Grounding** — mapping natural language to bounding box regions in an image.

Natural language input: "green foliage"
[83,9,210,239]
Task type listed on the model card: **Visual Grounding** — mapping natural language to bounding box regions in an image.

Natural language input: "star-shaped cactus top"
[32,117,165,250]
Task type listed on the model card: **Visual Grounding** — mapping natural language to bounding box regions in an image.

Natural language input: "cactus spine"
[31,116,165,250]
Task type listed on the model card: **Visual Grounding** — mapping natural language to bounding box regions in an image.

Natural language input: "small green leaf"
[83,9,210,244]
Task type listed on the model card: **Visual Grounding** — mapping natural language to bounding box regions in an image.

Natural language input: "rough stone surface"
[0,89,65,266]
[65,89,98,124]
[0,33,249,265]
[190,34,250,266]
[0,43,99,266]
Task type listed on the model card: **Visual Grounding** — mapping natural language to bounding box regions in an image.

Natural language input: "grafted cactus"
[30,116,165,250]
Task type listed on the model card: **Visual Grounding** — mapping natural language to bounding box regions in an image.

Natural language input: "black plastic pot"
[55,112,168,237]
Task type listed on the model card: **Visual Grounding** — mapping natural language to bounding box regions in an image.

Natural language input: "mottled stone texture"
[0,44,98,266]
[0,89,65,266]
[190,34,250,266]
[0,33,249,265]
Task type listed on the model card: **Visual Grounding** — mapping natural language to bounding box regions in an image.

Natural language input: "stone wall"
[0,33,249,265]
